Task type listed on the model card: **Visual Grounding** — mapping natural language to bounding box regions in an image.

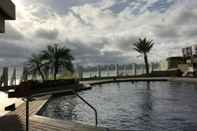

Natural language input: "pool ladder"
[73,91,98,127]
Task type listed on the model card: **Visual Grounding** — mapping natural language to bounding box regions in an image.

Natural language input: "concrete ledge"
[82,77,169,85]
[168,77,197,84]
[0,0,15,20]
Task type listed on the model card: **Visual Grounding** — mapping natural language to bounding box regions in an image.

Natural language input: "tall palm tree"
[42,44,74,80]
[133,38,154,75]
[27,54,45,81]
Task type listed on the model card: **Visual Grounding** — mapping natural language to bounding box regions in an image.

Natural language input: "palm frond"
[41,44,74,79]
[133,37,154,54]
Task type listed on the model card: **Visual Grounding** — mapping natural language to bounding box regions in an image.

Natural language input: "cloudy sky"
[0,0,197,66]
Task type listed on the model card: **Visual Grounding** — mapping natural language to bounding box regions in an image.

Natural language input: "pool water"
[40,82,197,131]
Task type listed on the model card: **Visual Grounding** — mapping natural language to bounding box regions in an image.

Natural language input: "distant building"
[182,47,192,57]
[0,0,15,33]
[166,56,185,69]
[182,45,197,70]
[159,56,185,71]
[160,45,197,76]
[182,45,197,57]
[159,57,187,77]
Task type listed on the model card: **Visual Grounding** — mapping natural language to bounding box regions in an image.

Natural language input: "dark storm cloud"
[63,39,101,57]
[184,28,197,38]
[152,5,197,43]
[175,10,197,25]
[153,25,180,40]
[0,40,32,59]
[35,28,59,40]
[69,42,101,57]
[99,50,129,64]
[0,58,27,67]
[61,39,128,65]
[75,50,129,65]
[64,41,102,65]
[116,36,139,51]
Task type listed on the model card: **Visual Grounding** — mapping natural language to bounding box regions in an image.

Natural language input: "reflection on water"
[41,82,197,131]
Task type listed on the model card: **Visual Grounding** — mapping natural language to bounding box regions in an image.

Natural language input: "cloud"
[114,35,139,52]
[107,1,131,14]
[153,25,180,40]
[0,39,34,66]
[0,23,24,40]
[0,40,30,59]
[35,28,59,40]
[2,0,197,67]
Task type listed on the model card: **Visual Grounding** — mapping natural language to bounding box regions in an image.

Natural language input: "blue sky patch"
[148,0,175,13]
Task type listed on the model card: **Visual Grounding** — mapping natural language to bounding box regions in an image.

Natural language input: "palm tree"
[133,38,154,75]
[42,44,74,80]
[27,54,45,81]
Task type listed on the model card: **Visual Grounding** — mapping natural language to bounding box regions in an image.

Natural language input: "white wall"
[160,60,168,71]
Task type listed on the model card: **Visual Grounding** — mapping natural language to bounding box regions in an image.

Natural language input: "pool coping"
[82,77,170,85]
[82,77,197,85]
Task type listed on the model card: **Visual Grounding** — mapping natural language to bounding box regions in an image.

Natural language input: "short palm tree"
[133,38,154,75]
[42,44,74,80]
[27,54,45,81]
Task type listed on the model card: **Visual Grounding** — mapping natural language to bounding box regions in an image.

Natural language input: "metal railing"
[72,91,98,126]
[24,89,98,131]
[26,98,29,131]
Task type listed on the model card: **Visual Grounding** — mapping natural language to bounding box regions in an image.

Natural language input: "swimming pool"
[39,82,197,131]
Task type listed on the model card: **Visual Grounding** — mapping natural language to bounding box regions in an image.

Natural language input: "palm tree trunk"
[44,66,49,80]
[37,66,45,81]
[53,68,56,80]
[144,53,149,75]
[54,64,58,80]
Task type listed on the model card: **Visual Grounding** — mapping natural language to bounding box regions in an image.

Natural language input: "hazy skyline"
[0,0,197,66]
